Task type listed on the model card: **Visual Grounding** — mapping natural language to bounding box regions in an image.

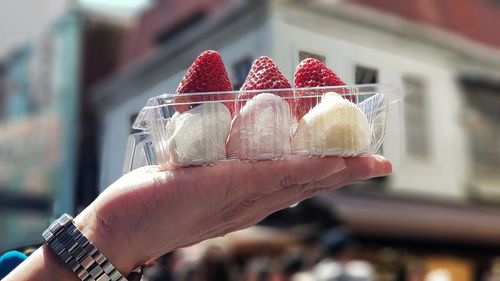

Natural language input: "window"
[355,66,378,103]
[461,79,500,194]
[466,109,500,176]
[355,66,378,84]
[402,76,430,159]
[299,51,325,63]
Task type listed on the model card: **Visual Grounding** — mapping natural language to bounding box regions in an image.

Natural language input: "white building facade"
[93,0,500,242]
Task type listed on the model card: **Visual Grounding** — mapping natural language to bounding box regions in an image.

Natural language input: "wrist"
[74,206,140,276]
[42,244,80,281]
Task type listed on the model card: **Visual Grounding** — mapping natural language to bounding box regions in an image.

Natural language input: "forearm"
[2,169,178,281]
[3,207,137,281]
[3,245,78,281]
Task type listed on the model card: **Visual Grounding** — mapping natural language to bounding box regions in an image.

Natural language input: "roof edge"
[90,0,269,111]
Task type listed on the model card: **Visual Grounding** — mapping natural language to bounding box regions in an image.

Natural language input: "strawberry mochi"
[292,92,371,155]
[227,93,292,160]
[163,50,233,167]
[236,56,293,112]
[294,58,355,120]
[174,50,234,115]
[227,57,293,159]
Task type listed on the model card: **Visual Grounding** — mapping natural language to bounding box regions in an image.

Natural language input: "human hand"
[75,155,391,275]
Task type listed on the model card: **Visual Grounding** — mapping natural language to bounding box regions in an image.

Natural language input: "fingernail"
[373,155,388,162]
[374,155,392,176]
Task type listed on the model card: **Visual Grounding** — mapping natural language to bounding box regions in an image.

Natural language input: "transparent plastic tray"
[123,84,400,172]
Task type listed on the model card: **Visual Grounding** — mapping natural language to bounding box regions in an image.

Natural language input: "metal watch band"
[43,213,127,281]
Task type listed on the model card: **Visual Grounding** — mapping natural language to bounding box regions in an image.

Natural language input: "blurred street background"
[1,0,500,280]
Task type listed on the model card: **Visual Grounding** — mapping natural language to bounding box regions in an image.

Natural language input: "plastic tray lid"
[132,84,401,131]
[132,94,176,130]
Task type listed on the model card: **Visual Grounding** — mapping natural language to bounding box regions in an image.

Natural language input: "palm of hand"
[80,156,391,272]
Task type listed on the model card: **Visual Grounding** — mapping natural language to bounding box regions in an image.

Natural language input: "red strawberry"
[236,56,293,112]
[174,50,234,115]
[294,58,353,120]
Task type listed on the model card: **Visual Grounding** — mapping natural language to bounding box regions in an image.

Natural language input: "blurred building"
[0,3,130,251]
[1,0,497,277]
[0,10,81,251]
[119,0,241,68]
[91,0,500,273]
[0,0,71,58]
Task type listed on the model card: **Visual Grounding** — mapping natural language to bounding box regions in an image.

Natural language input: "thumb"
[234,156,347,195]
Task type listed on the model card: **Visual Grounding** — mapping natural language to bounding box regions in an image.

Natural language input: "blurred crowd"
[142,227,377,281]
[140,234,500,281]
[6,204,500,281]
[127,197,500,281]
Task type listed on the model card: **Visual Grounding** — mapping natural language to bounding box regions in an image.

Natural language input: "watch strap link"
[43,214,127,281]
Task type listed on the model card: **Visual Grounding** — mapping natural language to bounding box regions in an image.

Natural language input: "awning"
[322,189,500,246]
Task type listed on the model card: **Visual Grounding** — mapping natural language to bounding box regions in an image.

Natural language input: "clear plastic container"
[123,84,400,173]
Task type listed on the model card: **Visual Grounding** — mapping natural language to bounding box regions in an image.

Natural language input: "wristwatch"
[42,213,131,281]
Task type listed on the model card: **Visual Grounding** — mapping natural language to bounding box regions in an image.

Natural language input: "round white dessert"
[226,93,292,160]
[292,92,371,156]
[163,102,231,166]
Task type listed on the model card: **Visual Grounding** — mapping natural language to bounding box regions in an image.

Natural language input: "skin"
[5,155,391,281]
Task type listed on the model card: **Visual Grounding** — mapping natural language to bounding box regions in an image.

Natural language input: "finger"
[310,155,392,188]
[344,155,392,181]
[221,184,326,234]
[202,188,304,237]
[253,155,392,218]
[233,156,347,194]
[201,156,391,238]
[183,156,346,204]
